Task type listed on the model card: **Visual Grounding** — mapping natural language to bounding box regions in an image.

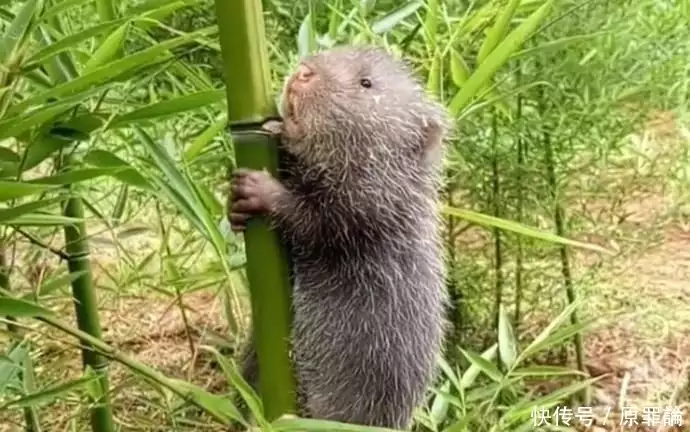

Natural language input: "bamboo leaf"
[205,346,267,427]
[0,147,20,162]
[442,205,611,254]
[0,0,39,63]
[4,213,83,226]
[448,0,555,115]
[370,1,423,35]
[516,302,581,364]
[24,19,125,66]
[459,347,504,384]
[458,344,497,390]
[0,181,56,202]
[84,150,151,189]
[8,26,218,116]
[0,375,97,409]
[426,51,441,96]
[0,297,54,317]
[28,167,123,185]
[0,342,28,393]
[184,114,227,161]
[168,377,245,424]
[429,381,451,427]
[450,48,471,87]
[82,22,130,75]
[510,31,610,59]
[503,377,601,425]
[0,197,64,221]
[510,365,587,378]
[297,12,317,57]
[476,0,520,63]
[0,100,74,141]
[423,0,438,48]
[109,89,226,127]
[33,270,89,298]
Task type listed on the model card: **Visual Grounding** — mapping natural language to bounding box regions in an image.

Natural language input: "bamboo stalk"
[514,62,524,329]
[214,0,296,420]
[538,87,587,405]
[61,155,115,432]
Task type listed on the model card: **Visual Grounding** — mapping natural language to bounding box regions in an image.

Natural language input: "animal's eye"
[360,78,372,88]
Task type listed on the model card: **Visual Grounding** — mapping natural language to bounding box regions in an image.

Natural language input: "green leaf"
[109,90,226,127]
[0,146,20,162]
[0,197,64,222]
[0,342,28,393]
[167,377,245,424]
[498,305,518,370]
[3,213,83,226]
[448,0,555,115]
[370,1,423,34]
[450,49,471,87]
[0,375,96,409]
[0,0,39,64]
[84,150,151,189]
[204,346,266,428]
[28,167,122,185]
[510,31,610,59]
[516,302,583,364]
[134,127,225,258]
[82,22,130,74]
[442,205,611,254]
[459,343,497,390]
[24,19,125,67]
[0,99,75,141]
[510,365,586,378]
[476,0,520,63]
[33,270,88,299]
[0,297,54,317]
[297,12,317,57]
[503,377,601,425]
[429,380,451,427]
[8,26,218,116]
[423,0,438,49]
[184,114,227,161]
[459,347,504,384]
[0,181,56,202]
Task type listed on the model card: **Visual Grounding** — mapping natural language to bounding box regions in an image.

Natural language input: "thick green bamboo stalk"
[61,155,115,432]
[213,0,296,421]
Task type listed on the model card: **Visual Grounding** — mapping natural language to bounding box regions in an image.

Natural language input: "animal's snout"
[288,63,316,93]
[294,63,315,82]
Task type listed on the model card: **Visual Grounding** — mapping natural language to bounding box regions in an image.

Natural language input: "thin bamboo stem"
[538,88,587,405]
[514,62,524,328]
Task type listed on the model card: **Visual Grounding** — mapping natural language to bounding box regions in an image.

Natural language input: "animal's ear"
[419,113,447,167]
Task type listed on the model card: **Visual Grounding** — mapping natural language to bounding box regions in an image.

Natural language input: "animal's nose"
[294,63,315,82]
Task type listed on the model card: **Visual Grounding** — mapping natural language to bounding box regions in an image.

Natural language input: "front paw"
[229,169,284,231]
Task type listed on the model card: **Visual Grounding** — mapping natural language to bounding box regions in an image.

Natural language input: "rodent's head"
[279,45,448,170]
